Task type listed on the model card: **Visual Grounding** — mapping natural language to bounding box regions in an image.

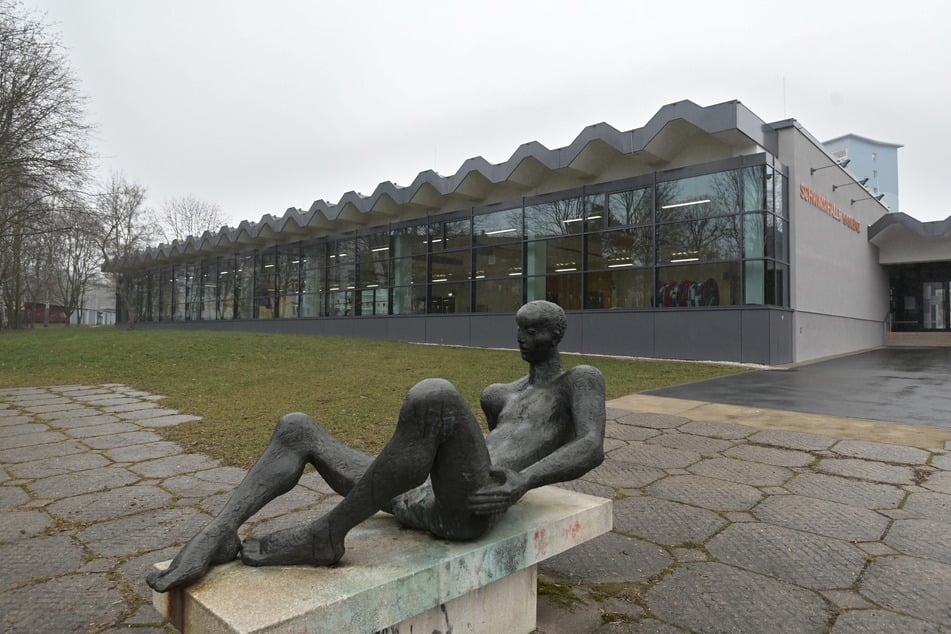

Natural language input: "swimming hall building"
[108,99,951,365]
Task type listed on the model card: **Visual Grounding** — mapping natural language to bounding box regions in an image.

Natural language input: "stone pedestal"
[153,486,612,633]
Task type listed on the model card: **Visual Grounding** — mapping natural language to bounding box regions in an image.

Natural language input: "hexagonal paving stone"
[583,460,666,489]
[0,534,85,591]
[103,440,183,462]
[540,531,672,584]
[0,509,53,542]
[0,422,48,438]
[931,453,951,471]
[613,496,725,545]
[130,453,220,478]
[689,457,792,487]
[785,472,905,509]
[753,494,889,542]
[860,556,951,625]
[885,518,951,564]
[817,458,916,485]
[0,572,129,633]
[678,420,756,440]
[616,412,688,429]
[552,478,616,499]
[903,491,951,522]
[610,443,701,469]
[0,430,68,449]
[724,443,815,468]
[0,438,87,465]
[707,523,866,590]
[650,475,762,511]
[647,562,830,633]
[922,470,951,494]
[750,430,836,452]
[0,485,29,509]
[831,609,949,633]
[77,507,212,557]
[604,421,660,442]
[83,430,165,449]
[649,432,734,454]
[47,485,172,523]
[28,465,140,499]
[8,451,110,479]
[831,440,931,465]
[161,474,237,498]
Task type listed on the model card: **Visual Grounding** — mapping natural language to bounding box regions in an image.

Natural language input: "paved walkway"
[2,386,951,633]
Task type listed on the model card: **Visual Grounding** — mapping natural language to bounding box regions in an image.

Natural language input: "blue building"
[822,134,901,212]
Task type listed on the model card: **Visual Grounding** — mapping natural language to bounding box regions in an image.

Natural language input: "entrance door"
[922,282,949,330]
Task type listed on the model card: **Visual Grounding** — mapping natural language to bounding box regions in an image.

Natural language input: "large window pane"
[475,243,522,278]
[357,232,390,289]
[429,217,471,251]
[392,223,428,258]
[585,268,653,308]
[431,251,470,284]
[744,212,765,259]
[656,216,741,263]
[393,255,427,287]
[656,262,741,307]
[474,278,522,313]
[430,280,470,313]
[172,267,185,320]
[607,188,652,227]
[185,264,199,320]
[255,250,277,318]
[744,260,765,304]
[218,256,235,320]
[200,260,217,320]
[328,238,355,293]
[525,197,583,238]
[526,273,581,309]
[656,171,741,223]
[743,165,767,211]
[474,207,522,245]
[526,236,583,276]
[300,242,327,317]
[276,247,300,318]
[393,285,426,315]
[587,227,653,269]
[235,254,254,319]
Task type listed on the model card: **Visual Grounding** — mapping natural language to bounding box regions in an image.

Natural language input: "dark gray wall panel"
[425,316,470,346]
[655,310,742,361]
[580,312,655,358]
[740,310,770,365]
[386,317,428,343]
[770,310,794,365]
[470,314,519,350]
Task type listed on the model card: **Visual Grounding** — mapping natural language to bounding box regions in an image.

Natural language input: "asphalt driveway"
[648,347,951,429]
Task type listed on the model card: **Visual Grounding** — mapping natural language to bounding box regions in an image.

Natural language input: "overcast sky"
[20,0,951,226]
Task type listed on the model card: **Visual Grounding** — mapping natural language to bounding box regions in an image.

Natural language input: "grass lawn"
[0,327,746,467]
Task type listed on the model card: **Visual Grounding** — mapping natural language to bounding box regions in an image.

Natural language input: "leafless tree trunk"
[96,173,154,330]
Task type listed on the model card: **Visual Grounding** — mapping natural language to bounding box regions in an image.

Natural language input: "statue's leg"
[147,412,371,592]
[241,378,493,566]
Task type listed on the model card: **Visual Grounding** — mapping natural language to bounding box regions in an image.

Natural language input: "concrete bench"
[153,486,612,633]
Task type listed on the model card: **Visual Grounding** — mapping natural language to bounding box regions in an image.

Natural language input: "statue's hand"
[467,467,528,515]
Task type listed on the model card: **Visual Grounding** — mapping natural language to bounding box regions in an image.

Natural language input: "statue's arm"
[480,381,515,431]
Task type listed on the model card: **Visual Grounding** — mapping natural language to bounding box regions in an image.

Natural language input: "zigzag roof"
[114,99,776,269]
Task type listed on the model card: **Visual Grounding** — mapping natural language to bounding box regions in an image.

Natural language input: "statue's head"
[515,301,566,362]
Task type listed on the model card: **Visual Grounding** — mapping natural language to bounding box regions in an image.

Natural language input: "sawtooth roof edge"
[125,99,772,266]
[868,212,951,242]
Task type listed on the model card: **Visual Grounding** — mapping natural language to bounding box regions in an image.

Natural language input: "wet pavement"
[2,384,951,633]
[647,348,951,430]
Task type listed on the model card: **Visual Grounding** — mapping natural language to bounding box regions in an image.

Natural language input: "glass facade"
[119,160,789,323]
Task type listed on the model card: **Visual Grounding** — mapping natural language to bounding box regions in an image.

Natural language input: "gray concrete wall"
[780,126,890,362]
[140,307,793,365]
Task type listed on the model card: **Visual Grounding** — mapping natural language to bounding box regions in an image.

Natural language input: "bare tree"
[156,194,226,245]
[0,0,92,328]
[48,197,100,324]
[96,173,154,329]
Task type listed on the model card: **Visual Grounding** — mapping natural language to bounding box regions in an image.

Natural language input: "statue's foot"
[146,525,241,592]
[240,518,344,567]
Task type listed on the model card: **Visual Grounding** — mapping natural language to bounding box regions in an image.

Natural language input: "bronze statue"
[147,300,606,592]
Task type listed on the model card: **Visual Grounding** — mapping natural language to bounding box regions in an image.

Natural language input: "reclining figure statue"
[148,300,606,592]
